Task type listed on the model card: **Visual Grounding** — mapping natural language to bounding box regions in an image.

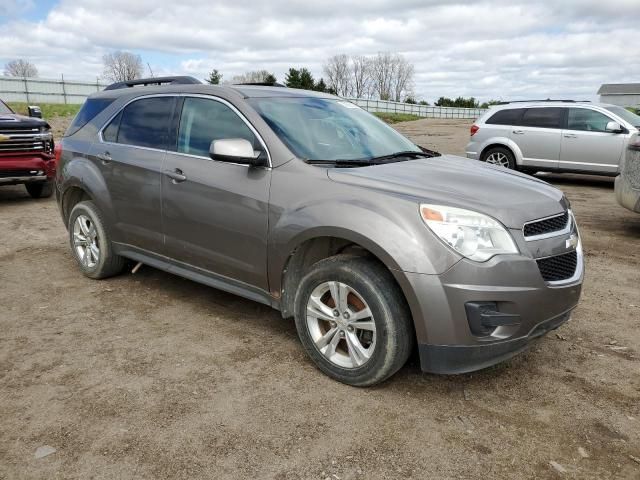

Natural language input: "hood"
[0,113,49,130]
[327,155,567,228]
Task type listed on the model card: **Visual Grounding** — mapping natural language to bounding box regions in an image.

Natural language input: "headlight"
[420,204,518,262]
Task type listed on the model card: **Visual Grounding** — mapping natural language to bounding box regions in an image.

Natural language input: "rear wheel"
[294,255,413,387]
[68,201,126,279]
[482,146,516,169]
[25,181,54,198]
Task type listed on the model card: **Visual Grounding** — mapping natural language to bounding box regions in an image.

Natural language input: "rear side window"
[485,108,525,125]
[567,108,612,132]
[66,98,115,136]
[116,97,174,149]
[177,97,257,157]
[521,108,564,129]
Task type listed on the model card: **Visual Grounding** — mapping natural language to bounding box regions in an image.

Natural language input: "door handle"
[564,134,577,138]
[164,168,187,183]
[512,130,525,135]
[97,151,112,164]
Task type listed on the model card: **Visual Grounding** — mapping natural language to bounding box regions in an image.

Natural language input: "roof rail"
[497,99,591,105]
[233,82,286,87]
[104,76,202,91]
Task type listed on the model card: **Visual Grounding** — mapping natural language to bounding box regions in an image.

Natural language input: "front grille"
[536,251,577,282]
[0,127,52,155]
[523,212,569,238]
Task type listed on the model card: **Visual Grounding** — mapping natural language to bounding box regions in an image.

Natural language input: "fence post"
[61,74,68,104]
[23,77,30,104]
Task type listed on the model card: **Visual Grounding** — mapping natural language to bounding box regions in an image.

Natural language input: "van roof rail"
[497,99,591,105]
[104,76,202,91]
[233,82,286,87]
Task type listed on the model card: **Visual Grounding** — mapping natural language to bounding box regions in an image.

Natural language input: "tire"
[482,146,516,169]
[294,255,414,387]
[68,200,126,279]
[25,180,54,198]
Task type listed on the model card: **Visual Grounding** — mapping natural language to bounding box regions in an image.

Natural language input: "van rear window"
[64,98,115,136]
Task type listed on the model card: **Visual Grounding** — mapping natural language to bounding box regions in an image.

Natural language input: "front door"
[560,107,625,174]
[161,96,271,290]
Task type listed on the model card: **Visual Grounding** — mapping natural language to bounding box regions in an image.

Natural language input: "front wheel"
[294,255,414,387]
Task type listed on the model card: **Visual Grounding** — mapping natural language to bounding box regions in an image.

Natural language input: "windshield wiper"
[366,150,437,163]
[307,159,377,167]
[306,149,440,168]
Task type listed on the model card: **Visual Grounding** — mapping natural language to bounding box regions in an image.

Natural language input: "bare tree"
[323,54,351,97]
[392,56,414,103]
[350,55,371,99]
[370,52,414,102]
[4,59,38,77]
[230,70,275,84]
[102,51,143,82]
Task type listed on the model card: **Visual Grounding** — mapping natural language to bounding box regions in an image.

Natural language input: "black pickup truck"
[0,100,57,198]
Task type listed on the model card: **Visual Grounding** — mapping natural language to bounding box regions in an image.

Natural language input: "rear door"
[161,96,271,290]
[560,107,625,174]
[92,95,176,252]
[512,107,564,170]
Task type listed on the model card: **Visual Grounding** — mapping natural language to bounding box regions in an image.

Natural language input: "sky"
[0,0,638,103]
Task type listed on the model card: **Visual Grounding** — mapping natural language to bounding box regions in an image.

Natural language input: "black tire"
[481,146,516,169]
[68,200,126,279]
[25,180,54,198]
[294,255,414,387]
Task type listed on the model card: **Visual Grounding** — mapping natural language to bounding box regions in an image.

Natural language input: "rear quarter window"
[65,98,115,136]
[485,108,525,125]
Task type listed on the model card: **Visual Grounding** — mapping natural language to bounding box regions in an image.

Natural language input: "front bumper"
[0,154,56,185]
[397,239,583,374]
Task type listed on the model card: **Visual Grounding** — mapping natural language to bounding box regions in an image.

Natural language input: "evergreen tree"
[206,69,222,85]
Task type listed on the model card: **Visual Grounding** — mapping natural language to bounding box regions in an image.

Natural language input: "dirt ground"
[1,118,639,480]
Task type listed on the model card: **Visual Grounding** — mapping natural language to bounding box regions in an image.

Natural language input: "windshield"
[0,101,13,115]
[605,106,640,127]
[247,97,420,161]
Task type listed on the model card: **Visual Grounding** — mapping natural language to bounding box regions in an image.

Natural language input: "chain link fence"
[347,98,486,119]
[0,75,107,104]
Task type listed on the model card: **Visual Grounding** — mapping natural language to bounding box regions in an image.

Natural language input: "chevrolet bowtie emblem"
[566,233,579,250]
[0,134,10,142]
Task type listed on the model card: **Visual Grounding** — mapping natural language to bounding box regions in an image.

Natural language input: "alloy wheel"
[73,214,100,268]
[306,281,376,369]
[485,152,510,167]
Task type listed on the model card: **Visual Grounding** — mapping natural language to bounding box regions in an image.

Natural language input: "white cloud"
[0,0,639,101]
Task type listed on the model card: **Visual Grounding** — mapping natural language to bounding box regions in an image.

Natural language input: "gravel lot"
[1,118,639,479]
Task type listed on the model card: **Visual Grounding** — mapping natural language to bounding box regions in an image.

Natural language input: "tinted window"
[486,108,525,125]
[521,108,563,129]
[567,108,612,132]
[66,98,115,136]
[117,97,174,149]
[102,111,121,142]
[178,97,257,157]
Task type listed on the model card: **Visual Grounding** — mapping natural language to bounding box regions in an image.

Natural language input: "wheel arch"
[480,140,523,166]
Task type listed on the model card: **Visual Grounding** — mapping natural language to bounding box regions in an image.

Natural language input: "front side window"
[247,97,420,161]
[521,108,564,129]
[115,97,174,149]
[567,108,612,132]
[177,97,257,157]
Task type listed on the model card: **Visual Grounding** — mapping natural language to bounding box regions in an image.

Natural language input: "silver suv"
[466,101,640,175]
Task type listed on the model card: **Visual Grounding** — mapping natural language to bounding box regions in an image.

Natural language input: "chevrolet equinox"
[56,77,584,386]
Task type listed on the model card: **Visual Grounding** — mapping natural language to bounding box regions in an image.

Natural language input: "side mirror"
[28,105,42,118]
[605,121,624,133]
[209,138,267,167]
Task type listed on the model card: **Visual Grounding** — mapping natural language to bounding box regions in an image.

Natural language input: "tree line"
[3,53,499,108]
